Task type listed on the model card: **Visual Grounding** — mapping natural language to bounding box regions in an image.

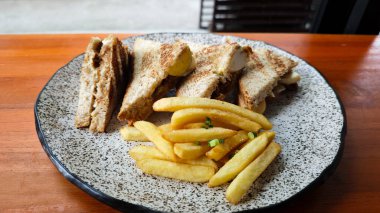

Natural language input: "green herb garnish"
[208,139,222,147]
[248,132,256,140]
[203,117,213,129]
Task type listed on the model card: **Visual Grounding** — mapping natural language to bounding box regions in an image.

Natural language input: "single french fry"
[171,108,262,132]
[226,142,281,204]
[206,130,249,161]
[163,128,236,143]
[120,126,149,141]
[119,123,173,142]
[208,134,270,187]
[129,145,218,171]
[136,158,215,183]
[158,123,172,133]
[183,121,240,130]
[183,123,204,129]
[238,131,275,150]
[129,145,166,161]
[213,121,240,130]
[134,121,177,161]
[174,143,210,160]
[153,97,272,129]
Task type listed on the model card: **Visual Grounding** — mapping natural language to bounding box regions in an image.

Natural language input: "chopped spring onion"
[248,132,256,140]
[202,117,213,129]
[208,139,223,147]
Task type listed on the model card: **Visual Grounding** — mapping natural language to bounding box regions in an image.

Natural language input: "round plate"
[35,33,346,212]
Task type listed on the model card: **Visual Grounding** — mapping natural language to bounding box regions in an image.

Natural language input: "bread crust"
[238,48,298,110]
[76,35,129,132]
[75,37,102,128]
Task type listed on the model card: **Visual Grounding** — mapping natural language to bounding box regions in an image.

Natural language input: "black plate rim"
[34,33,347,213]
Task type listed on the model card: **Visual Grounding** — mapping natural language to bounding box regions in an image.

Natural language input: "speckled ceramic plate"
[35,33,346,212]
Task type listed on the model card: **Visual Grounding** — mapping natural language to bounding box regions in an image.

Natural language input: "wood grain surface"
[0,33,379,212]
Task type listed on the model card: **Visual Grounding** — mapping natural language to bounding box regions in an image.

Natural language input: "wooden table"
[0,33,379,212]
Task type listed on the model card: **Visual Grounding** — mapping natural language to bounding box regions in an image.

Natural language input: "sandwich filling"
[176,41,249,100]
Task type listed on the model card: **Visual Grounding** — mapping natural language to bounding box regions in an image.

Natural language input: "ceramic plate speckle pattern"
[35,33,346,212]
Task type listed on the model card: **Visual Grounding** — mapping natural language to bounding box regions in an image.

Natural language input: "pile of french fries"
[120,97,281,204]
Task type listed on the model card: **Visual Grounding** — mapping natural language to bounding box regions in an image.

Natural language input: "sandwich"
[238,48,300,114]
[117,38,192,124]
[75,35,129,132]
[176,40,250,101]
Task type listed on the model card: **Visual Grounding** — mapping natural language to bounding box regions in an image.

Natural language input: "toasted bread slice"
[238,48,299,111]
[176,41,249,99]
[75,35,128,132]
[75,37,102,128]
[117,38,192,123]
[89,35,129,132]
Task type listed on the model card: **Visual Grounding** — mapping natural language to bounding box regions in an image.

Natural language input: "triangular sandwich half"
[117,38,192,124]
[75,35,129,132]
[176,40,250,101]
[238,48,300,113]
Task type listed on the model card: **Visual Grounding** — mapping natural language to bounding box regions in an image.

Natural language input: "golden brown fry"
[208,134,270,187]
[119,123,173,142]
[136,158,215,183]
[171,108,262,132]
[163,128,236,143]
[206,130,249,161]
[183,121,239,130]
[120,126,149,142]
[158,123,172,133]
[183,123,204,129]
[226,142,281,204]
[238,131,275,150]
[134,121,177,161]
[174,143,210,160]
[129,145,218,170]
[212,121,241,130]
[129,145,166,161]
[153,97,272,129]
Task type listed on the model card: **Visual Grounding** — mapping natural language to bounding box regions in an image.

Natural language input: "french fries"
[120,123,172,142]
[129,145,218,170]
[174,143,210,160]
[226,142,281,204]
[208,134,270,187]
[206,130,249,161]
[163,128,236,143]
[171,108,262,132]
[120,126,149,141]
[153,97,272,129]
[136,158,215,183]
[125,97,279,204]
[134,121,177,161]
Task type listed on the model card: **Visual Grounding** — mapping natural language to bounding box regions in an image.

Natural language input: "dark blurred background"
[0,0,378,34]
[201,0,379,34]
